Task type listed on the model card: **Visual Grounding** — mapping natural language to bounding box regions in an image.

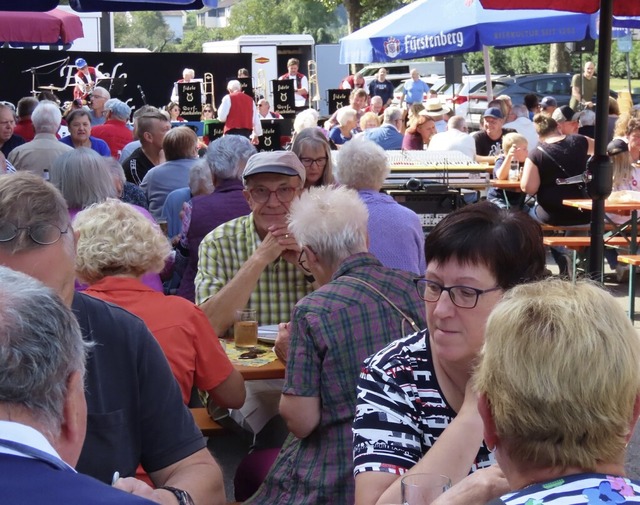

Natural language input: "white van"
[360,61,447,78]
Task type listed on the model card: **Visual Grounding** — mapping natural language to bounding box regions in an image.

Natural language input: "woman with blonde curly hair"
[74,198,245,409]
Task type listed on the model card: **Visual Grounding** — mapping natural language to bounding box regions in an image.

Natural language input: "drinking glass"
[234,309,258,349]
[401,473,451,505]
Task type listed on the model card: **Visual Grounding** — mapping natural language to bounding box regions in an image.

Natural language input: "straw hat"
[420,98,451,117]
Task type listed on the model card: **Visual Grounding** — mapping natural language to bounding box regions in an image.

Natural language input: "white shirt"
[504,117,539,150]
[428,128,477,160]
[280,73,309,108]
[0,420,75,471]
[217,93,263,136]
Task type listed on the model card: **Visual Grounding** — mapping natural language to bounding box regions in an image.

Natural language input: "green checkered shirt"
[195,213,313,327]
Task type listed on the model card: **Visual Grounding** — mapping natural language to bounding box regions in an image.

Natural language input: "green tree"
[113,11,175,52]
[319,0,405,34]
[176,25,227,53]
[225,0,342,42]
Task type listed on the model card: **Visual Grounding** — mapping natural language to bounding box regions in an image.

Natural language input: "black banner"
[177,82,202,121]
[272,79,295,116]
[257,119,282,152]
[238,77,254,99]
[328,89,350,115]
[204,120,225,143]
[0,49,250,114]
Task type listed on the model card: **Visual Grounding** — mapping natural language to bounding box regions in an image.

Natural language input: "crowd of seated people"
[0,76,638,505]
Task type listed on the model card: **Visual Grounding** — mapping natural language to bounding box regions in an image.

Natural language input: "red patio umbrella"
[480,0,640,15]
[0,8,84,45]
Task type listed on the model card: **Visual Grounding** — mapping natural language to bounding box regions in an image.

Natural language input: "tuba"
[204,72,217,114]
[307,60,321,110]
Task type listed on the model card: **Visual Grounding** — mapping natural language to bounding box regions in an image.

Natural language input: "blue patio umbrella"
[339,0,634,64]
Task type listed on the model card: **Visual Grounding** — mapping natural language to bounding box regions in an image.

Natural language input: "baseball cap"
[75,58,88,69]
[483,107,503,120]
[540,96,557,109]
[243,151,306,184]
[104,99,132,121]
[607,138,629,156]
[552,105,579,123]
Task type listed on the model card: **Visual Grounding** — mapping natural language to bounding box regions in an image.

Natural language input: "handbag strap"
[536,145,572,180]
[342,275,421,335]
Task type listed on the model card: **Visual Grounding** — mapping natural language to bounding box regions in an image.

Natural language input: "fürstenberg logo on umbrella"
[383,31,465,59]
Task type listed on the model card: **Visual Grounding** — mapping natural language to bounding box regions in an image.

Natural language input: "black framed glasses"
[299,157,328,168]
[298,249,312,274]
[0,222,69,246]
[413,278,502,309]
[249,186,297,204]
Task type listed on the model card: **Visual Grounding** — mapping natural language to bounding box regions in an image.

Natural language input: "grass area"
[610,77,640,93]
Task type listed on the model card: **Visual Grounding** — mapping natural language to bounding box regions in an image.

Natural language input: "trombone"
[256,69,268,104]
[204,72,217,115]
[307,60,321,110]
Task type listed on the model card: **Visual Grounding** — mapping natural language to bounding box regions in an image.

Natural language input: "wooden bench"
[612,255,640,322]
[539,223,615,234]
[617,255,640,267]
[542,236,639,248]
[189,407,225,437]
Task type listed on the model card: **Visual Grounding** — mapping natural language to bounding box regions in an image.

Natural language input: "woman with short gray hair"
[335,137,425,275]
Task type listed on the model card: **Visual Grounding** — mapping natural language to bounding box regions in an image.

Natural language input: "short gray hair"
[227,80,242,93]
[50,148,117,209]
[104,99,131,121]
[336,107,357,127]
[383,106,403,124]
[293,109,319,134]
[511,104,529,119]
[0,266,87,436]
[334,136,390,190]
[448,115,467,131]
[205,135,256,182]
[32,100,62,134]
[189,159,214,195]
[288,185,368,268]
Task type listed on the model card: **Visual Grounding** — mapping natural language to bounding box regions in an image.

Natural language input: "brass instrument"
[307,60,321,110]
[204,72,217,114]
[255,69,268,104]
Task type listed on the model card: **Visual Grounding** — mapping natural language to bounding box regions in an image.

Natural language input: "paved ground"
[208,257,640,501]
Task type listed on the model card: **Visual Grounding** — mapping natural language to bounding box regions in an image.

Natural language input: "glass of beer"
[234,309,258,349]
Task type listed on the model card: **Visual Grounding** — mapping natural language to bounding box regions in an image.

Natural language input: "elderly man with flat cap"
[196,150,315,336]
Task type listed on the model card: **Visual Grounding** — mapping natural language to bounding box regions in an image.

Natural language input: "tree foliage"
[114,12,175,52]
[225,0,344,43]
[318,0,406,33]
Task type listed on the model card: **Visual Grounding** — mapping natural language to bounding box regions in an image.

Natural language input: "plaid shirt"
[195,213,313,326]
[246,253,427,504]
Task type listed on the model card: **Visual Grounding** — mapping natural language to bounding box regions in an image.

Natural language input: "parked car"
[432,74,506,120]
[465,73,573,130]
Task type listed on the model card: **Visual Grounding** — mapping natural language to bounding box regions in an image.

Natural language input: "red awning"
[0,8,84,45]
[479,0,640,16]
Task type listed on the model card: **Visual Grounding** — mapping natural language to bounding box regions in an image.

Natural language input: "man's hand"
[274,321,291,363]
[113,477,179,505]
[267,224,301,265]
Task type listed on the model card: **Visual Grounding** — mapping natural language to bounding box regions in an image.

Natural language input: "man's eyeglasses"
[299,157,328,168]
[413,278,502,309]
[0,222,69,246]
[248,186,297,204]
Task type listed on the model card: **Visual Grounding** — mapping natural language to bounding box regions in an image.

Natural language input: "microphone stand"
[22,57,70,97]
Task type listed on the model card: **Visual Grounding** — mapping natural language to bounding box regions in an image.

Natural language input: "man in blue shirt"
[400,69,430,107]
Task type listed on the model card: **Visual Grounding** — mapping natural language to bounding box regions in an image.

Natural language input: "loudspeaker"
[567,38,596,53]
[445,57,463,85]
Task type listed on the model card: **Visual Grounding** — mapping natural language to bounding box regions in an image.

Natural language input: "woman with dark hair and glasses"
[291,127,334,188]
[352,200,547,505]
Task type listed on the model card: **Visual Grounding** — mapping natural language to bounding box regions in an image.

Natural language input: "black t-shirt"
[368,80,395,104]
[72,292,205,483]
[122,147,154,185]
[1,133,25,157]
[473,128,515,157]
[529,134,591,225]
